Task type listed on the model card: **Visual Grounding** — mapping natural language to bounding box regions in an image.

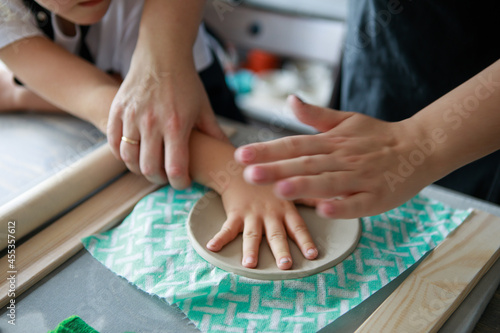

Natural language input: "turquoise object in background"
[225,70,255,95]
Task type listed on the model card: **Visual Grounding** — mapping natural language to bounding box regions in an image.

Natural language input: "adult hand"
[106,0,227,189]
[107,63,227,189]
[235,95,440,218]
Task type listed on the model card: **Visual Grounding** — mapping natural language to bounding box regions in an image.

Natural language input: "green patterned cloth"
[82,184,471,332]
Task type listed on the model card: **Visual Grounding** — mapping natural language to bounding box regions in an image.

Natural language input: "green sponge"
[48,315,99,333]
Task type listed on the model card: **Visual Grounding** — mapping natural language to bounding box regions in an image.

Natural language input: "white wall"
[243,0,348,20]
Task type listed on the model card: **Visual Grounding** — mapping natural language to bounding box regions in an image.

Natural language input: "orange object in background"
[244,49,281,73]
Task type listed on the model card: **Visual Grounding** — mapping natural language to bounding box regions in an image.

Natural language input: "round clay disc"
[187,191,361,280]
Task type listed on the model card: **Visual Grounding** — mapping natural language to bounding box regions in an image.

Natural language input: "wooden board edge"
[0,172,159,308]
[0,144,127,250]
[355,210,500,333]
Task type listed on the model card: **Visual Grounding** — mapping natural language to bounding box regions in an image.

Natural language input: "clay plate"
[187,192,361,280]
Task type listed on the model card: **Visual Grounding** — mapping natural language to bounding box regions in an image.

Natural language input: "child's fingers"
[241,216,262,269]
[264,218,293,270]
[285,212,318,260]
[206,216,242,252]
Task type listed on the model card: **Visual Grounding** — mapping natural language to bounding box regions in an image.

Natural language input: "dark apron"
[340,0,500,203]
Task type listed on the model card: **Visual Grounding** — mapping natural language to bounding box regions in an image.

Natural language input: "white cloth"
[0,0,213,76]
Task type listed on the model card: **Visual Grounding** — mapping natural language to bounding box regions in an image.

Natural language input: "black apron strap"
[79,25,93,63]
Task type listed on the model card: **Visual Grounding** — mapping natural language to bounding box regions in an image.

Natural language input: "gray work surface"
[0,114,499,332]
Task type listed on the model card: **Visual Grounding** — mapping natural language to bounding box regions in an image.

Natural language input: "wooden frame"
[356,211,500,332]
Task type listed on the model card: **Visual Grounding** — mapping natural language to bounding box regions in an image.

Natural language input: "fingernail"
[251,166,266,181]
[207,241,220,251]
[307,248,318,258]
[323,204,335,216]
[293,94,304,103]
[237,148,255,163]
[279,257,291,265]
[276,181,294,196]
[287,94,304,104]
[318,203,335,218]
[168,166,183,179]
[244,256,255,265]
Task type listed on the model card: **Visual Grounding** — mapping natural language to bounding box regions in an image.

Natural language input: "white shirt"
[0,0,213,76]
[0,0,41,49]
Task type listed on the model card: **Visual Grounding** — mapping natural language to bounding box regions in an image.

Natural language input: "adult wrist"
[400,115,456,186]
[129,41,196,77]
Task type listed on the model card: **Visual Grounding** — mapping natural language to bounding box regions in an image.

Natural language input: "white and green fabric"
[82,184,471,332]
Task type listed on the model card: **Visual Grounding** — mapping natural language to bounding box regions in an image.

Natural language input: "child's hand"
[206,178,318,270]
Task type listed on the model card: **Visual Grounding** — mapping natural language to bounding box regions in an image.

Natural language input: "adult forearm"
[133,0,205,68]
[409,59,500,181]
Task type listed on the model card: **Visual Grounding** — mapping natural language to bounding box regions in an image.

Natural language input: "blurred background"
[204,0,348,133]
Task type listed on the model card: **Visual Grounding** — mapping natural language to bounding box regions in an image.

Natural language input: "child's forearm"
[0,37,118,132]
[12,87,62,113]
[189,130,244,193]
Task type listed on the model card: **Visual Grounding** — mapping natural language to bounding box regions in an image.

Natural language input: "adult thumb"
[288,95,351,133]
